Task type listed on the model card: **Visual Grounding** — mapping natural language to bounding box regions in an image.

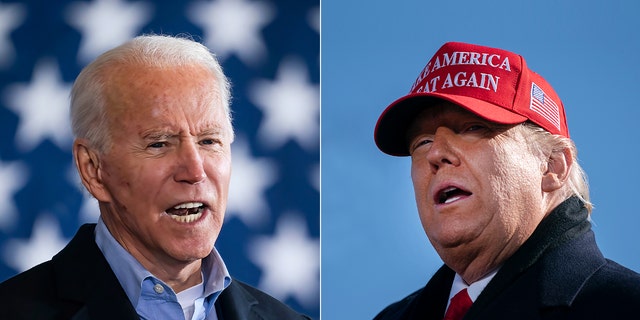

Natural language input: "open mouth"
[435,186,472,205]
[166,202,205,223]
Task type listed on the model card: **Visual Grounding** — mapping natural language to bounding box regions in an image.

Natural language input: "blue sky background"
[321,1,640,319]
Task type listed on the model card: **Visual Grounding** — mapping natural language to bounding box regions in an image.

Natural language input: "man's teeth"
[444,195,462,204]
[167,202,204,223]
[439,187,466,204]
[169,211,203,223]
[173,202,203,209]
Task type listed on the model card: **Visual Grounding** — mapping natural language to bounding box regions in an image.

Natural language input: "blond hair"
[517,122,593,213]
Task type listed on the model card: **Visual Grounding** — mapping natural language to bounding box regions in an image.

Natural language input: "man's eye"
[148,142,166,148]
[201,139,216,145]
[465,125,485,132]
[411,138,432,153]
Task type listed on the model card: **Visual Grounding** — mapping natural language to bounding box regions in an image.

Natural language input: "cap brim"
[374,92,528,156]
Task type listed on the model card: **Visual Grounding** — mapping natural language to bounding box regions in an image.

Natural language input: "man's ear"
[542,147,572,192]
[73,139,111,202]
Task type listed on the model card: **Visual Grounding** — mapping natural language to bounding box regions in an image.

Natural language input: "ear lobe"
[73,139,111,202]
[542,148,572,192]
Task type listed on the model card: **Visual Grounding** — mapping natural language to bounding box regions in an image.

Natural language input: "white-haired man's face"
[408,104,549,283]
[85,63,232,270]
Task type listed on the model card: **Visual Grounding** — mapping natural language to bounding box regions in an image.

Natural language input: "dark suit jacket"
[374,197,640,319]
[0,224,309,320]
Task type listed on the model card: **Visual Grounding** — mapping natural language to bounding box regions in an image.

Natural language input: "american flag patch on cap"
[530,83,561,130]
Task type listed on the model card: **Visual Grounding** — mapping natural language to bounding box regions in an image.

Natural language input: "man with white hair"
[0,35,309,320]
[373,41,640,319]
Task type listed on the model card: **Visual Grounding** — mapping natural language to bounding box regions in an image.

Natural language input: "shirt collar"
[449,268,499,303]
[95,218,231,307]
[201,240,232,298]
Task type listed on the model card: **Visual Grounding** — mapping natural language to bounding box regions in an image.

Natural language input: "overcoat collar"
[401,197,601,319]
[466,197,602,318]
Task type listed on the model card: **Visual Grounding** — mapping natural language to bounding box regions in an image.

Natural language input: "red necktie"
[443,288,473,320]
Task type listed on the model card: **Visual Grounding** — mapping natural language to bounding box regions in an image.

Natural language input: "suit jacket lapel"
[215,280,259,320]
[53,224,139,320]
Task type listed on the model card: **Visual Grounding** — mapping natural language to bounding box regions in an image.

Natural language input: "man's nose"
[425,127,460,173]
[174,142,207,184]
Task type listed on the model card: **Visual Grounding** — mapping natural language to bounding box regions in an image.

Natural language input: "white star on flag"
[66,0,153,63]
[188,0,274,65]
[2,214,69,272]
[249,213,319,307]
[0,160,28,231]
[0,3,26,68]
[227,136,278,227]
[4,60,73,152]
[251,57,319,150]
[0,0,320,317]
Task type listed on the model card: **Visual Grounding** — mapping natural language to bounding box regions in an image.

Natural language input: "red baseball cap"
[374,42,569,156]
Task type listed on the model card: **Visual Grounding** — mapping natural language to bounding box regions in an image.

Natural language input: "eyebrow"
[198,127,226,136]
[141,126,227,140]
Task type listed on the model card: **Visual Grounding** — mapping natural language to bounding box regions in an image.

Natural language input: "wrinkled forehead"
[108,62,217,94]
[103,63,229,127]
[105,63,219,111]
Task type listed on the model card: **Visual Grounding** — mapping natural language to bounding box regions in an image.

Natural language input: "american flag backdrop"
[0,0,319,318]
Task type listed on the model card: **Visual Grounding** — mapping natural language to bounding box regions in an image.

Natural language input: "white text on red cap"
[411,51,512,94]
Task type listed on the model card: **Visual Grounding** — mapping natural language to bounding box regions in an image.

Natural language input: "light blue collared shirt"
[95,218,231,320]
